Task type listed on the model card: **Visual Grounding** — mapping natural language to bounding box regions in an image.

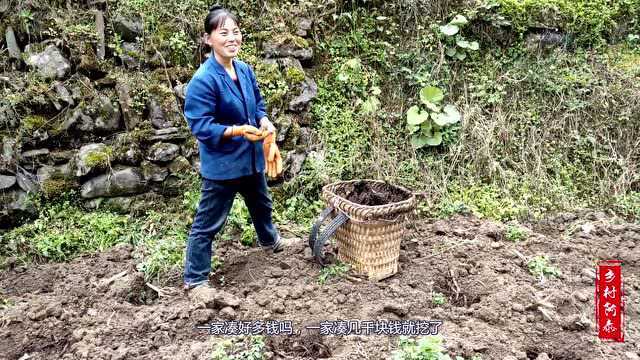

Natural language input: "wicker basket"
[310,180,416,281]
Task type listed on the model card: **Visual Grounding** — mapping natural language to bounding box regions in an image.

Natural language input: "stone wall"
[0,4,317,229]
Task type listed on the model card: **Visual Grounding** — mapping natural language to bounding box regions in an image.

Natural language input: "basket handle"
[308,206,348,266]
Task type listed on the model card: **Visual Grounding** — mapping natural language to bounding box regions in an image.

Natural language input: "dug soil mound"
[338,181,410,206]
[1,214,639,359]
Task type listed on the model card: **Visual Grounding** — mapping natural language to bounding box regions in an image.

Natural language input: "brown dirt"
[340,181,410,206]
[1,213,639,359]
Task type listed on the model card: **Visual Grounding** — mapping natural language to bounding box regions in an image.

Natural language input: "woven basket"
[311,179,416,281]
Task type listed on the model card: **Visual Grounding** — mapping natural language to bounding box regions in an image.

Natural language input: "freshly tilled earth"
[1,213,639,359]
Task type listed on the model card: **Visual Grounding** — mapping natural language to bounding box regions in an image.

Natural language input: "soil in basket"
[341,181,409,206]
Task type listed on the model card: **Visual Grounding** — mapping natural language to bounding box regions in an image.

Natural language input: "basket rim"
[322,179,416,212]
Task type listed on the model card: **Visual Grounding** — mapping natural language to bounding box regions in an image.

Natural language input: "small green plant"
[240,226,257,247]
[19,9,34,36]
[528,255,561,280]
[393,335,459,360]
[438,15,479,61]
[212,335,266,360]
[431,292,447,306]
[406,86,461,148]
[505,225,527,242]
[318,261,350,285]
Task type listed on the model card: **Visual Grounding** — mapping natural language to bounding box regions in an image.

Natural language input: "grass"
[505,225,527,242]
[318,261,350,285]
[211,336,266,360]
[528,255,561,280]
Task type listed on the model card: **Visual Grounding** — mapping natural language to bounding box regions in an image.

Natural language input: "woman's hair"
[204,4,239,34]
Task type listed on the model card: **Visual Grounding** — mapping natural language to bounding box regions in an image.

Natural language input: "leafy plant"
[318,261,350,285]
[505,225,527,242]
[438,15,479,61]
[406,86,461,148]
[212,336,266,360]
[431,292,447,306]
[528,255,561,280]
[393,336,458,360]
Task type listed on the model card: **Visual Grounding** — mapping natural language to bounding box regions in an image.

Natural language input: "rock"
[273,114,294,143]
[54,82,74,106]
[276,288,288,299]
[297,127,313,146]
[20,148,50,163]
[573,291,589,302]
[263,40,313,62]
[5,26,21,60]
[148,98,172,129]
[116,82,141,130]
[25,45,71,79]
[335,294,347,304]
[119,42,143,69]
[383,303,409,317]
[1,189,34,213]
[117,144,143,166]
[256,297,269,307]
[289,77,318,112]
[432,220,449,235]
[75,143,110,177]
[146,142,180,163]
[511,303,525,312]
[270,268,284,278]
[525,29,567,51]
[37,163,74,184]
[0,174,16,190]
[284,151,307,179]
[15,169,39,193]
[167,156,192,174]
[80,167,146,199]
[581,268,596,282]
[535,353,551,360]
[141,160,168,182]
[149,127,188,142]
[219,306,236,319]
[296,18,313,37]
[60,107,91,133]
[113,16,143,42]
[93,95,122,131]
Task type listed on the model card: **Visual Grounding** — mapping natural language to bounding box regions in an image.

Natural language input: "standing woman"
[182,5,286,290]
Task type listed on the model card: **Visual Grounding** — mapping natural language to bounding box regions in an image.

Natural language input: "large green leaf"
[411,134,429,148]
[456,39,471,48]
[455,51,467,60]
[433,105,461,126]
[406,105,429,125]
[420,86,444,105]
[469,41,480,51]
[425,131,443,146]
[439,24,459,36]
[449,15,468,26]
[446,47,457,57]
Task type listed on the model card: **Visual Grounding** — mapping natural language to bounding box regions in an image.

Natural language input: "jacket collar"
[206,54,253,125]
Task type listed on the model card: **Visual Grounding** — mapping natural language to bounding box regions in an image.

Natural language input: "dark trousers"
[183,172,278,286]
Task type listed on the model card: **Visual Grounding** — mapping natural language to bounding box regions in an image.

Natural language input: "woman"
[182,5,286,291]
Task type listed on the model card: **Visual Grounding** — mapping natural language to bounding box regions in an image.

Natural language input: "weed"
[212,335,266,360]
[318,261,350,285]
[431,292,447,306]
[528,255,561,280]
[393,335,457,360]
[505,225,527,242]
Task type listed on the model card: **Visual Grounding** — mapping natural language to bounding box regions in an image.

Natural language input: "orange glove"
[263,132,283,178]
[229,125,266,142]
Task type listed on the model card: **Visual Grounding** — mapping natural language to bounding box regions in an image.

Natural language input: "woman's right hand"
[227,125,266,142]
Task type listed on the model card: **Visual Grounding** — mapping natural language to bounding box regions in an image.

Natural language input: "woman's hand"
[263,131,283,178]
[228,125,267,142]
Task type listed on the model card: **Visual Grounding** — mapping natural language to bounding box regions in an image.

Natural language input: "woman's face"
[207,17,242,59]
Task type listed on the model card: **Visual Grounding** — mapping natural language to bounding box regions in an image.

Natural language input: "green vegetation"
[211,336,266,360]
[83,146,113,169]
[528,255,561,280]
[393,336,475,360]
[318,261,350,285]
[505,225,527,242]
[431,292,447,306]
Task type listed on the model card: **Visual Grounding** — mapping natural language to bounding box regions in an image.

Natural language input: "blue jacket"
[184,56,268,180]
